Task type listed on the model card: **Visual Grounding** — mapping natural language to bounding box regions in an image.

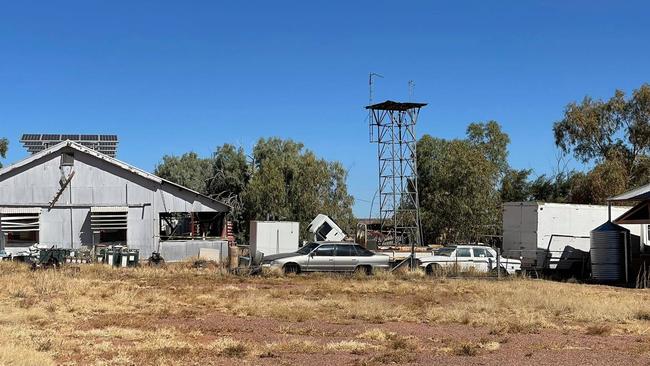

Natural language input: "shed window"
[1,211,40,246]
[61,152,75,166]
[91,207,127,244]
[159,212,224,241]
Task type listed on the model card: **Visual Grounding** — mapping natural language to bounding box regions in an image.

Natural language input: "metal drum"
[590,221,629,283]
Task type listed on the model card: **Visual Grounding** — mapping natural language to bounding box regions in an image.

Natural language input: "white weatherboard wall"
[503,202,645,264]
[250,221,299,255]
[0,142,228,261]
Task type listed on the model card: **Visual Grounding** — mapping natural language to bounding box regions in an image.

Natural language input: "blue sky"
[1,1,649,217]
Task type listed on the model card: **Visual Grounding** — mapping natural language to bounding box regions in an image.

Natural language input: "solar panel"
[21,134,42,141]
[100,135,117,141]
[20,133,119,158]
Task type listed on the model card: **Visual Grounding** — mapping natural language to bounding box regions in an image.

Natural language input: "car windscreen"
[434,247,456,257]
[296,242,320,255]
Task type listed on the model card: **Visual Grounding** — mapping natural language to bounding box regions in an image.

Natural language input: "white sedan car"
[418,245,520,275]
[261,242,390,274]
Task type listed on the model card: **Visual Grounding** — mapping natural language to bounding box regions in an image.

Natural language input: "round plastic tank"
[590,221,629,283]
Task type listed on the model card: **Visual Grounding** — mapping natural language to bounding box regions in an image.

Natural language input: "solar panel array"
[20,134,119,158]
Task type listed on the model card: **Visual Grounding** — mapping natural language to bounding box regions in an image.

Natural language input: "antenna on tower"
[369,72,384,105]
[368,73,384,143]
[408,80,415,101]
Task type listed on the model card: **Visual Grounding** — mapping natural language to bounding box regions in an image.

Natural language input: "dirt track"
[129,313,650,366]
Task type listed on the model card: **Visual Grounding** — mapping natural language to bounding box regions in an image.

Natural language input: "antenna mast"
[368,72,384,143]
[369,72,384,104]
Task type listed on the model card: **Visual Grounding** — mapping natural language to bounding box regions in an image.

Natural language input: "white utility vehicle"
[418,245,520,275]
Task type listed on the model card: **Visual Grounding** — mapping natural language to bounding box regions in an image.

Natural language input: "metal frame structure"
[21,134,119,157]
[366,100,425,266]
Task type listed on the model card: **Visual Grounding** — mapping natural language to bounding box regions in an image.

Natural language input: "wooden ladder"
[49,171,76,209]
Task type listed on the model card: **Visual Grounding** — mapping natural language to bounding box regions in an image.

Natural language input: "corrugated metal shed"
[0,140,229,261]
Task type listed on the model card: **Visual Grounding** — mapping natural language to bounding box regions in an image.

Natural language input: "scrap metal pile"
[0,244,141,269]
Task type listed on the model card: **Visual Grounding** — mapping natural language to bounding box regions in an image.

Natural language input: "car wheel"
[354,265,372,276]
[426,263,441,276]
[283,263,300,275]
[491,266,508,277]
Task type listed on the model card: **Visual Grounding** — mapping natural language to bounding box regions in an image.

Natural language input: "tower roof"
[365,100,427,111]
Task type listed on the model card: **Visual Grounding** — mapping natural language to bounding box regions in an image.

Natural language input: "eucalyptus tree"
[0,138,8,168]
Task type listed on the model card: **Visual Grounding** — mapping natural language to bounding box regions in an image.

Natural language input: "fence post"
[497,248,501,280]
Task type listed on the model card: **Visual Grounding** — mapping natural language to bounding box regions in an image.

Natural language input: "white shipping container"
[249,221,299,256]
[502,202,646,270]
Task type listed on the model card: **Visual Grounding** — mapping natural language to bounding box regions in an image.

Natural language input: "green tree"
[500,168,532,202]
[0,138,7,168]
[554,84,650,188]
[567,159,629,204]
[156,138,355,241]
[244,138,355,238]
[467,120,511,176]
[246,157,289,220]
[154,152,213,193]
[208,144,250,201]
[205,144,251,237]
[527,172,576,202]
[417,133,501,244]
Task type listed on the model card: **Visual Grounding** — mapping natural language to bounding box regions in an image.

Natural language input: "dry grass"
[0,261,649,365]
[452,342,479,356]
[326,340,378,354]
[357,328,396,342]
[585,324,613,336]
[0,342,56,366]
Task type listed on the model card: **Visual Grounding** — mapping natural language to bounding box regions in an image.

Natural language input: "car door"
[471,247,491,272]
[353,245,379,265]
[484,248,497,271]
[307,244,336,271]
[334,244,357,272]
[454,247,473,271]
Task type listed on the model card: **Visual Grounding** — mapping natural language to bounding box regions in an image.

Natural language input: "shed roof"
[613,200,650,225]
[609,183,650,202]
[0,140,230,211]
